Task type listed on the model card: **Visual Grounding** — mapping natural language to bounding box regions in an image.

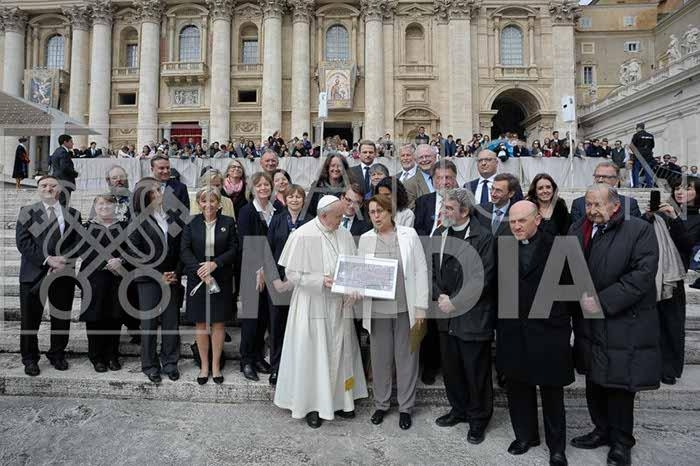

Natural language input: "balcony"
[396,64,435,80]
[112,67,139,82]
[231,63,263,78]
[160,62,209,85]
[494,65,538,81]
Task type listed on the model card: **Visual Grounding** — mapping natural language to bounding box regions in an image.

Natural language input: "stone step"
[0,322,242,360]
[1,353,698,409]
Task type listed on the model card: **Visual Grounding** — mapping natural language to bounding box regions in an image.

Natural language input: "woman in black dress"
[526,173,571,236]
[12,137,29,190]
[79,194,129,372]
[265,184,312,385]
[181,187,239,384]
[222,159,248,216]
[307,152,351,217]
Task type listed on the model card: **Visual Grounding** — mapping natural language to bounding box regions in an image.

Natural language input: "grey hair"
[399,143,416,156]
[415,143,434,156]
[443,188,475,213]
[198,171,224,187]
[586,183,620,204]
[595,160,621,177]
[261,148,278,159]
[369,163,390,177]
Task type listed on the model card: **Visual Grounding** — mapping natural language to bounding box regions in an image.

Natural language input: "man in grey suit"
[570,161,641,224]
[404,144,437,208]
[348,140,377,196]
[396,143,418,184]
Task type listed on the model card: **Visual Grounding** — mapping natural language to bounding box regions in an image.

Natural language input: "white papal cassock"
[273,217,368,420]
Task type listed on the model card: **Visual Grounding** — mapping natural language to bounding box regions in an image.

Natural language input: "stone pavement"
[1,397,700,465]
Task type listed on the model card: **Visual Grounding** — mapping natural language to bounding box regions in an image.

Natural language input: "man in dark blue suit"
[50,134,79,205]
[465,150,523,206]
[149,155,190,214]
[570,161,641,224]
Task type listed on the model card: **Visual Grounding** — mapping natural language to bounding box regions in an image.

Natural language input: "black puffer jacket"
[569,212,660,392]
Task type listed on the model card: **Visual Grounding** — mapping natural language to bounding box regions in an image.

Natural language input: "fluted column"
[447,0,474,138]
[361,0,385,141]
[382,3,396,138]
[87,1,113,150]
[260,0,284,140]
[434,2,450,133]
[290,0,314,138]
[549,1,580,137]
[136,0,163,149]
[207,0,233,144]
[1,8,28,97]
[64,6,91,147]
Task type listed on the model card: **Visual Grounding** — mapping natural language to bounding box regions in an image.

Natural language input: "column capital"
[382,0,398,24]
[0,7,28,34]
[90,0,114,25]
[361,0,384,23]
[289,0,314,24]
[63,6,92,31]
[433,0,478,22]
[260,0,285,19]
[135,0,164,24]
[548,0,580,25]
[207,0,235,21]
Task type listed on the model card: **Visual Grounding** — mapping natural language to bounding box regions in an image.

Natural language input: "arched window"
[121,27,139,68]
[46,35,65,70]
[500,26,523,66]
[405,24,425,63]
[240,24,259,64]
[325,24,349,61]
[179,25,200,62]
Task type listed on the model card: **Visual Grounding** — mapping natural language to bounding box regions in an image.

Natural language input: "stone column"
[31,26,39,69]
[260,0,284,140]
[1,8,27,97]
[361,0,385,141]
[549,1,580,138]
[528,15,535,68]
[136,0,163,150]
[0,29,5,88]
[382,3,396,138]
[435,2,450,134]
[290,0,314,139]
[447,0,474,138]
[352,121,362,144]
[87,1,113,151]
[167,15,175,62]
[64,6,91,147]
[207,0,233,145]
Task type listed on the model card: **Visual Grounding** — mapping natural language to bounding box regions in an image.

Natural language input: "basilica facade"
[0,0,582,156]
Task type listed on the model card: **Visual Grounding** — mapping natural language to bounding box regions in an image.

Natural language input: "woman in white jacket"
[358,194,429,430]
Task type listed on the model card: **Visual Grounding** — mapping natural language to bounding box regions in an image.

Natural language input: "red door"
[170,122,202,146]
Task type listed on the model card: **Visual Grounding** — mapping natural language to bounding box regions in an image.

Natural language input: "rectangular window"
[118,92,137,106]
[241,39,258,64]
[238,90,257,103]
[623,16,635,27]
[624,41,640,52]
[579,17,592,28]
[126,44,138,68]
[583,66,594,85]
[581,42,595,54]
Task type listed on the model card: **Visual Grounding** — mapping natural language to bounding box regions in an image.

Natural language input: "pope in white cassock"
[273,195,368,428]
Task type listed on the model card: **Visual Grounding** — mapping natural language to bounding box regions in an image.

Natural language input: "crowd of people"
[15,128,699,466]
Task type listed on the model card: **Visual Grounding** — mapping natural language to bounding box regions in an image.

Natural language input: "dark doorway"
[491,98,526,140]
[323,122,353,146]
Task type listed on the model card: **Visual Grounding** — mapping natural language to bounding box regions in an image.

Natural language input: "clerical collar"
[451,218,470,232]
[520,232,538,245]
[315,217,335,233]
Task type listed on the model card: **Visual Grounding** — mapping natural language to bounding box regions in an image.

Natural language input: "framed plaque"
[331,254,398,300]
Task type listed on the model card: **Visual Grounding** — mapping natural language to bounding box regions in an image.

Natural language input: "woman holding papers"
[181,187,239,385]
[358,194,429,430]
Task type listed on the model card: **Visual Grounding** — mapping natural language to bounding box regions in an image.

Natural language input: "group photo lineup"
[1,0,700,465]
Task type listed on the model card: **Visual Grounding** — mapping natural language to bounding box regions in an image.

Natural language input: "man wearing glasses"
[465,150,523,206]
[404,144,438,208]
[570,161,641,224]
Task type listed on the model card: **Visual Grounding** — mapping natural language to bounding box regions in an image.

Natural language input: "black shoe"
[306,411,322,428]
[225,332,232,343]
[255,360,272,374]
[269,372,278,386]
[147,373,162,384]
[93,361,108,373]
[129,335,141,345]
[661,375,676,385]
[399,413,412,430]
[550,452,568,466]
[335,410,355,419]
[571,430,610,450]
[51,359,69,371]
[213,374,224,385]
[242,364,259,381]
[167,370,180,381]
[24,362,40,377]
[421,370,436,385]
[197,373,209,385]
[607,444,631,466]
[435,412,467,427]
[108,359,122,371]
[507,439,541,455]
[371,409,387,425]
[467,427,486,445]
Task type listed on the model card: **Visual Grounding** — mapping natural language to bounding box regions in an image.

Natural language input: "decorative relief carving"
[207,0,234,21]
[259,0,285,19]
[173,88,200,106]
[361,0,385,22]
[290,0,315,24]
[0,7,29,33]
[134,0,163,24]
[235,3,262,20]
[548,0,580,25]
[63,6,92,31]
[235,121,259,133]
[90,0,114,25]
